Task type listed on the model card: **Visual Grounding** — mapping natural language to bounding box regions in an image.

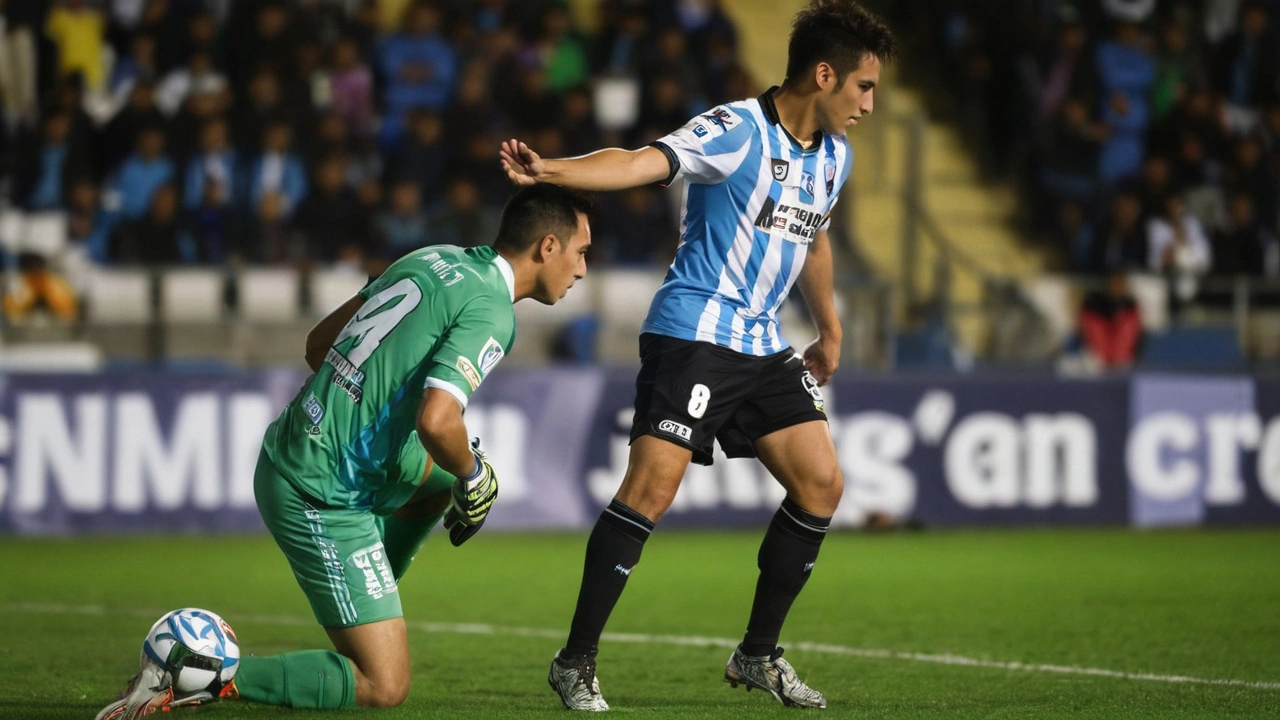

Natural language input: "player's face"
[819,54,882,134]
[538,212,591,305]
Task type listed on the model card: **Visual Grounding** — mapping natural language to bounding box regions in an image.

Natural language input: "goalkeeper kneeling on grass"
[96,184,594,719]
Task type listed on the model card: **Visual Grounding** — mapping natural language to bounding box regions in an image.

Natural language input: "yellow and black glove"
[443,440,498,546]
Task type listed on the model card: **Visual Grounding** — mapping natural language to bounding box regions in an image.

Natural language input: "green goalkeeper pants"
[253,449,453,628]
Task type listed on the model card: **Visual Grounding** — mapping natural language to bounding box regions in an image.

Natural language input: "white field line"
[6,602,1278,691]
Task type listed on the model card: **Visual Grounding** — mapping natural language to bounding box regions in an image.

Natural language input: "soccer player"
[96,184,593,720]
[500,0,894,711]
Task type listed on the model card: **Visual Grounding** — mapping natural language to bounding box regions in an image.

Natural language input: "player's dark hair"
[785,0,896,88]
[493,184,594,253]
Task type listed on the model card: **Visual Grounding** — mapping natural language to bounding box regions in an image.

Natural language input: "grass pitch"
[1,528,1278,719]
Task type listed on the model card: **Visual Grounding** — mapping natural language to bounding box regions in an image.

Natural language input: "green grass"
[2,528,1279,719]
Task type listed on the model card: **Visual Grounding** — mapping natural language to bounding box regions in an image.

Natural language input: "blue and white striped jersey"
[644,88,853,356]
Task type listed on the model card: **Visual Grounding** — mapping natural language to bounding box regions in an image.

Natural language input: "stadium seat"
[83,266,155,360]
[21,212,68,259]
[0,210,24,258]
[309,268,367,316]
[159,268,230,360]
[1139,325,1245,371]
[1127,273,1169,333]
[236,267,301,322]
[159,268,226,322]
[596,267,665,364]
[1023,274,1079,346]
[85,267,153,324]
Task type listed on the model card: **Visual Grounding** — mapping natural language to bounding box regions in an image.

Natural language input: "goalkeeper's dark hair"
[493,184,594,253]
[785,0,896,89]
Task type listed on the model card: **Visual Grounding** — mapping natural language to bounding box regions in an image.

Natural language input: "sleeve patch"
[456,356,482,390]
[478,337,505,375]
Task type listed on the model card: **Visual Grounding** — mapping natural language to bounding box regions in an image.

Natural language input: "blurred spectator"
[1054,200,1095,273]
[108,33,159,105]
[183,116,236,211]
[106,124,174,220]
[633,75,691,145]
[377,1,457,144]
[184,177,234,264]
[231,69,285,154]
[442,60,495,140]
[1134,155,1174,223]
[3,252,79,323]
[593,186,676,265]
[327,35,375,138]
[293,154,370,262]
[386,109,447,205]
[1087,189,1147,274]
[424,175,499,248]
[1221,135,1278,229]
[536,3,588,92]
[11,111,94,210]
[1150,13,1205,121]
[1034,7,1095,122]
[1094,20,1155,184]
[45,0,106,91]
[1215,2,1278,127]
[1212,193,1280,276]
[506,61,559,132]
[1147,192,1212,306]
[558,85,603,157]
[102,80,164,173]
[155,49,227,116]
[641,25,703,112]
[1037,96,1106,206]
[109,182,182,263]
[247,121,307,218]
[1077,270,1142,369]
[375,179,429,256]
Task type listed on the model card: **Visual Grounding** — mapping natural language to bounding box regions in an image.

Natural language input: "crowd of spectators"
[891,0,1280,310]
[1,0,753,323]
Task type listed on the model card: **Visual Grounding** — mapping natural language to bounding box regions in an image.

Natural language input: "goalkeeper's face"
[534,212,591,305]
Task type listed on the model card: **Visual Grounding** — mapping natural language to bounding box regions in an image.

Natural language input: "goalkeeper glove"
[443,440,498,546]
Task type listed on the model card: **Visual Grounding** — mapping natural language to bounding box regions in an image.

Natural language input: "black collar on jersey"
[759,86,824,151]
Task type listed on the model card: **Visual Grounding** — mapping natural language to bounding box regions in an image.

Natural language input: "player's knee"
[800,464,843,514]
[363,677,410,708]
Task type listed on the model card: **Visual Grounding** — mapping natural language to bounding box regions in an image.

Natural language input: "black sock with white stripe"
[563,500,655,659]
[741,497,831,657]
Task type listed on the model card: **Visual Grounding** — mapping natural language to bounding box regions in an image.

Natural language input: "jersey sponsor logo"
[302,393,324,424]
[419,251,464,287]
[456,356,482,391]
[825,161,836,194]
[700,106,740,133]
[801,371,825,413]
[325,348,366,403]
[692,124,710,138]
[478,337,504,376]
[801,171,815,200]
[657,419,693,441]
[351,543,397,600]
[771,158,789,181]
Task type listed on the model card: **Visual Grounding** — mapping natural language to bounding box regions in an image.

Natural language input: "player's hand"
[802,336,841,386]
[500,139,545,186]
[443,442,498,546]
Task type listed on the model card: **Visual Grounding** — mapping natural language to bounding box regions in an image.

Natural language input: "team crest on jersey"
[456,356,481,390]
[801,171,816,202]
[478,337,505,375]
[771,159,789,181]
[825,161,836,195]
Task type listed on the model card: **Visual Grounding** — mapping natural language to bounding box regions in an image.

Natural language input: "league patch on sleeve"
[456,356,482,391]
[671,105,742,145]
[478,337,505,375]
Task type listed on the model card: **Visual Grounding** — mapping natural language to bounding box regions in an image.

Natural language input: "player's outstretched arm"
[797,230,842,386]
[500,139,671,191]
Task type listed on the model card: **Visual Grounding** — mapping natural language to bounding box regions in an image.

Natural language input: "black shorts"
[629,333,828,466]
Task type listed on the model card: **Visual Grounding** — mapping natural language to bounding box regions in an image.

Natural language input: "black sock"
[563,500,654,659]
[741,497,831,657]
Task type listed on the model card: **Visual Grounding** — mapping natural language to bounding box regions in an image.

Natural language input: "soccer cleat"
[725,645,827,709]
[95,663,235,719]
[548,650,610,711]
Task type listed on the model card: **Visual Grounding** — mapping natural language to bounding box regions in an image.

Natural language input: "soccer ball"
[141,608,240,695]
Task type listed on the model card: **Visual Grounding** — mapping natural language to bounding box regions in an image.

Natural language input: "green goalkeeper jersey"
[263,245,516,514]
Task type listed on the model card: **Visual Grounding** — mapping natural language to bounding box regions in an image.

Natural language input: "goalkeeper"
[97,184,594,718]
